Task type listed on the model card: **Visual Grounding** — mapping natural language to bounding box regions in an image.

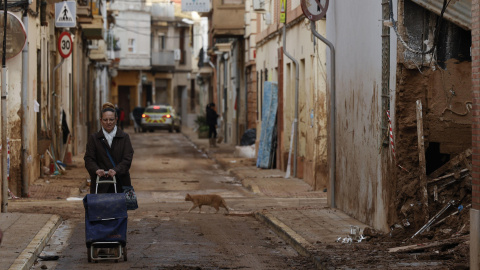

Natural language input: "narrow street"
[12,129,315,269]
[2,0,479,268]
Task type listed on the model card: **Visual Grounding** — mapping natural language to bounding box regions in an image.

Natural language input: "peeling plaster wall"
[255,20,328,189]
[0,11,25,196]
[327,0,397,231]
[27,15,40,193]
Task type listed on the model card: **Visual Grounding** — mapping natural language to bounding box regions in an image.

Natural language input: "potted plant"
[195,115,209,139]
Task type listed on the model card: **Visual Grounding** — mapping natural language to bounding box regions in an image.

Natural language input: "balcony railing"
[152,50,175,71]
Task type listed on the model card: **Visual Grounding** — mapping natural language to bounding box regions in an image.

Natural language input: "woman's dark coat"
[84,128,134,193]
[206,106,218,126]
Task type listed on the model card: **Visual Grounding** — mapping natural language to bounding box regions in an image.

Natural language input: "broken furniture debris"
[411,200,455,239]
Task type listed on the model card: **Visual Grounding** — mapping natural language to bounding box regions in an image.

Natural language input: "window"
[128,38,136,53]
[159,34,165,50]
[179,28,185,65]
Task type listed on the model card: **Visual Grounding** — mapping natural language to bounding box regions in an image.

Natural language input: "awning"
[409,0,471,30]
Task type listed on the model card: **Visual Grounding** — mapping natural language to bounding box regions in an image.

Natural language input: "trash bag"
[240,128,256,146]
[234,145,256,158]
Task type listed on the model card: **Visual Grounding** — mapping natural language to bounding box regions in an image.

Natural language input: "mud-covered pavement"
[8,127,469,269]
[11,129,315,269]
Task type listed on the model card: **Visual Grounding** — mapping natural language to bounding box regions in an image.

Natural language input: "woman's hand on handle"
[108,169,117,178]
[96,169,106,177]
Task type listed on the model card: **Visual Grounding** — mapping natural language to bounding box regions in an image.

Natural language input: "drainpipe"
[1,0,8,212]
[52,58,65,161]
[235,44,240,144]
[216,57,221,120]
[311,21,336,208]
[244,67,248,129]
[283,24,299,177]
[138,71,142,107]
[223,53,228,141]
[208,60,215,104]
[22,12,29,197]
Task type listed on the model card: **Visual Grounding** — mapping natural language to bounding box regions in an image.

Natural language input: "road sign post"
[58,31,72,58]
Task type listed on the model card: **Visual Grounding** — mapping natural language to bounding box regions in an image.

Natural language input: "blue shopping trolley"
[84,174,128,262]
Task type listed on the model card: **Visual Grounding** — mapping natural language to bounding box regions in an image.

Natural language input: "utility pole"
[1,0,8,213]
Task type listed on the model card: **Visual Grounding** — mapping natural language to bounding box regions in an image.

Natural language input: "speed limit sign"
[58,31,73,58]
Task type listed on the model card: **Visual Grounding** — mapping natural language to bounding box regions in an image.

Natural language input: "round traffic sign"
[58,32,73,58]
[301,0,329,21]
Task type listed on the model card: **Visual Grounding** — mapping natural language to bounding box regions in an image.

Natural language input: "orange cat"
[185,193,230,214]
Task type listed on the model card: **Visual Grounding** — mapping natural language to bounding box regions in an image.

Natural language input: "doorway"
[142,84,153,106]
[177,86,187,125]
[118,86,131,127]
[155,79,168,104]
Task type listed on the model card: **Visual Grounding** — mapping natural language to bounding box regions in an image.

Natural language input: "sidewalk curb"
[254,211,329,270]
[8,215,62,270]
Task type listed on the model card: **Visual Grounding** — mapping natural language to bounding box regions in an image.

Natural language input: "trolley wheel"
[124,246,128,261]
[87,247,92,263]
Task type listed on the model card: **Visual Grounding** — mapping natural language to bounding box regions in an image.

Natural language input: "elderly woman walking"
[84,102,134,193]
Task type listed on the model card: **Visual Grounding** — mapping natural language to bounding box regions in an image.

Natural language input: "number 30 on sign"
[58,32,73,58]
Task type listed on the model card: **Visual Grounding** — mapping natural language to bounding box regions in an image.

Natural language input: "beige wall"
[0,1,106,204]
[212,0,245,36]
[255,18,328,189]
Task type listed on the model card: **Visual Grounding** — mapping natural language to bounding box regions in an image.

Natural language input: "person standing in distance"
[84,102,134,193]
[206,103,219,148]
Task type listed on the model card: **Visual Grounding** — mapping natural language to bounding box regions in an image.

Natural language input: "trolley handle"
[95,171,117,194]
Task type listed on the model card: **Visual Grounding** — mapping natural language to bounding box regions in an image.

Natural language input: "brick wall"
[473,0,480,210]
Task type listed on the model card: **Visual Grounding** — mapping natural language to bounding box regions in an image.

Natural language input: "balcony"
[89,40,108,62]
[151,50,175,71]
[80,15,104,40]
[211,0,245,37]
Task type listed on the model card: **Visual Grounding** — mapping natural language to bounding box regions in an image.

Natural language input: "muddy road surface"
[21,130,315,269]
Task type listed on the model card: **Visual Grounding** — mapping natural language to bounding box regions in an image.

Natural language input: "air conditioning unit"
[252,0,266,13]
[264,12,272,25]
[174,49,181,60]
